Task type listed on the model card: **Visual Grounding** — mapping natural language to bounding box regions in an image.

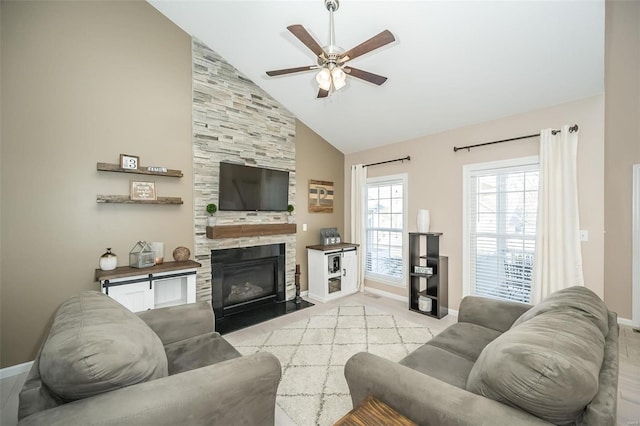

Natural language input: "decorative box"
[129,241,156,268]
[320,228,341,245]
[414,265,433,275]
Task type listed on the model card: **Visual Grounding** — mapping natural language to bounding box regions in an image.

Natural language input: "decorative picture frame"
[120,154,139,170]
[308,179,334,213]
[130,180,156,201]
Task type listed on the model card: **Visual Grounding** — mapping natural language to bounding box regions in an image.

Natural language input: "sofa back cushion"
[466,310,605,424]
[511,286,609,338]
[39,291,168,401]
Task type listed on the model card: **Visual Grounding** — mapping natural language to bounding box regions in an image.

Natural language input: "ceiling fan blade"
[317,88,329,98]
[287,25,325,58]
[345,67,388,86]
[266,66,315,77]
[339,30,395,63]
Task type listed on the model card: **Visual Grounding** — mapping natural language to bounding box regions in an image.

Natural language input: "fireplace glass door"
[223,258,277,307]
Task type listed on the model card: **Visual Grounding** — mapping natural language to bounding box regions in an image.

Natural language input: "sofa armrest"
[458,296,532,332]
[580,312,619,425]
[344,352,551,426]
[18,352,281,426]
[136,302,214,345]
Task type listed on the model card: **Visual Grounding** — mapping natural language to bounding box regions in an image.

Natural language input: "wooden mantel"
[206,223,297,239]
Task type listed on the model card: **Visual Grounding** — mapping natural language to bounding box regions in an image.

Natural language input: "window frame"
[462,156,539,302]
[364,173,408,288]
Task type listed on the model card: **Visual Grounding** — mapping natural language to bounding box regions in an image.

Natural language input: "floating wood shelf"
[97,162,183,178]
[207,223,297,239]
[97,195,183,205]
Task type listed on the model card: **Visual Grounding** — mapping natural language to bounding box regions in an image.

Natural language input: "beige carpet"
[233,304,437,426]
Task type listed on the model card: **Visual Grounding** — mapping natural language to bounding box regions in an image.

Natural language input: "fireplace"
[211,244,285,321]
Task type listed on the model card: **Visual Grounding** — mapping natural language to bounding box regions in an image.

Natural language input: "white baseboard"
[618,317,635,327]
[364,286,406,302]
[447,308,459,318]
[0,360,33,380]
[364,287,460,318]
[300,290,309,297]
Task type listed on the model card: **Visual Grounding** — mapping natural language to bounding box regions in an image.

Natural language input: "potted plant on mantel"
[287,204,295,224]
[206,203,217,227]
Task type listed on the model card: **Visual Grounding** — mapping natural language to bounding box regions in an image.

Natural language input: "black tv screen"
[218,162,289,211]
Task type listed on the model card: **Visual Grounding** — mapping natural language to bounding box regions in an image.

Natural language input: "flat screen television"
[218,162,289,211]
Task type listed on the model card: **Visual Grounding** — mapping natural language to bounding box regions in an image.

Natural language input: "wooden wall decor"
[309,179,334,213]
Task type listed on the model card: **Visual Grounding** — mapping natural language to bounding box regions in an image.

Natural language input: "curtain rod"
[364,156,411,167]
[453,124,579,152]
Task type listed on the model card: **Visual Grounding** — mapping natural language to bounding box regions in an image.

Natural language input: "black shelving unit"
[409,232,448,318]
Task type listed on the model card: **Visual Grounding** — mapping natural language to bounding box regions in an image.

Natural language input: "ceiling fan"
[266,0,395,98]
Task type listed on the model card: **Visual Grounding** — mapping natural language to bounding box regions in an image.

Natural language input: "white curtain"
[350,164,367,292]
[532,125,584,303]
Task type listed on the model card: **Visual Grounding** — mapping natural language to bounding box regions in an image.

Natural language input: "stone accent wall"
[192,39,296,302]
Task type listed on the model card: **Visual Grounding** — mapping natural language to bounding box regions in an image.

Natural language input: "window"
[463,157,539,303]
[365,174,407,286]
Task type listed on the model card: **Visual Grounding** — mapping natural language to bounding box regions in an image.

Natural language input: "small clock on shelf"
[119,154,139,170]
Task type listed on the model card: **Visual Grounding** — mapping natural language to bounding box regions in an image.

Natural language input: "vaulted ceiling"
[149,1,604,154]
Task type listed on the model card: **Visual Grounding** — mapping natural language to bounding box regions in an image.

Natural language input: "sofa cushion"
[400,344,475,389]
[466,310,605,424]
[400,322,501,389]
[164,332,241,375]
[39,291,168,401]
[512,286,609,338]
[423,322,502,362]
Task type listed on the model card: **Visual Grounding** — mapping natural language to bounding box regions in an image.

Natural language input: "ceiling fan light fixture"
[316,68,332,91]
[331,67,346,82]
[333,78,346,91]
[332,67,347,90]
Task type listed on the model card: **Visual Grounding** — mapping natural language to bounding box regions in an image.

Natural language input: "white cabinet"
[107,281,155,312]
[307,244,358,303]
[96,261,200,313]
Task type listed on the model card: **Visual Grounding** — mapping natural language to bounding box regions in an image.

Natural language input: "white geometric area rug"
[233,304,437,426]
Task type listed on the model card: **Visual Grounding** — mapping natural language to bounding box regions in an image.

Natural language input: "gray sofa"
[345,286,619,425]
[18,291,282,425]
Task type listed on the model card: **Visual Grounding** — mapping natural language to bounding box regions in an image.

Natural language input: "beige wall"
[295,120,345,292]
[1,1,193,367]
[1,0,633,371]
[345,96,605,311]
[604,0,640,320]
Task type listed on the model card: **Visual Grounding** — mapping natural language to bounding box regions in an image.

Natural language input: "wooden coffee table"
[334,395,417,425]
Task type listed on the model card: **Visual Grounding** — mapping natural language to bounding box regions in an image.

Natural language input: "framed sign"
[309,179,334,213]
[130,180,156,201]
[120,154,139,170]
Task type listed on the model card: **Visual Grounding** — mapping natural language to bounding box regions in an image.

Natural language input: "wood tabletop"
[306,242,359,251]
[95,260,201,281]
[333,396,416,426]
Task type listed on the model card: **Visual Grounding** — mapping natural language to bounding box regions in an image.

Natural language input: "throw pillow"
[511,286,609,337]
[466,311,605,424]
[39,291,168,401]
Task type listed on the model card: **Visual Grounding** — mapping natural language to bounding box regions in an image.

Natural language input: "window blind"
[468,162,538,303]
[365,178,404,282]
